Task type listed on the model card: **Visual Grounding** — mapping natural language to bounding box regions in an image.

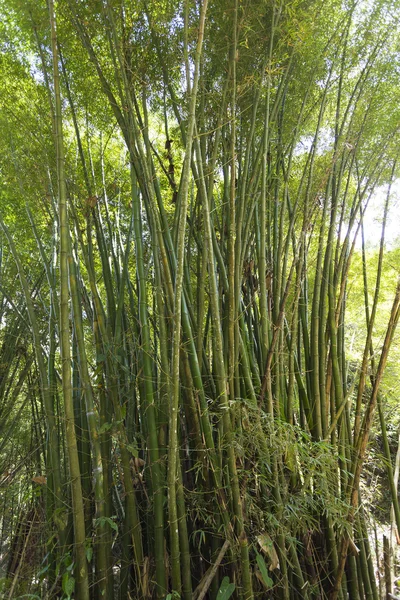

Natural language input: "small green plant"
[165,592,180,600]
[255,552,273,589]
[216,576,235,600]
[62,571,75,600]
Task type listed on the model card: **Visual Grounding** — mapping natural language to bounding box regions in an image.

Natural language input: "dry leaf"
[87,196,98,208]
[130,457,145,471]
[32,475,47,485]
[257,533,280,570]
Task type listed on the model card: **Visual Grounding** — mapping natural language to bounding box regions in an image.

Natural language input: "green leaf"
[64,554,73,568]
[62,573,75,598]
[95,515,118,533]
[126,443,138,457]
[217,576,235,600]
[256,553,273,589]
[53,508,68,531]
[86,546,93,562]
[98,422,113,434]
[37,563,50,578]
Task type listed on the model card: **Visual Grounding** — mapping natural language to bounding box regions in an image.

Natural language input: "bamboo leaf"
[126,443,139,457]
[98,422,113,434]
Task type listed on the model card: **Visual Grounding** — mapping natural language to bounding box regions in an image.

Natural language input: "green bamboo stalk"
[332,277,400,600]
[194,121,253,600]
[68,238,111,598]
[168,1,208,593]
[258,4,275,370]
[354,165,394,442]
[227,0,238,406]
[130,164,165,597]
[0,216,66,552]
[48,1,89,596]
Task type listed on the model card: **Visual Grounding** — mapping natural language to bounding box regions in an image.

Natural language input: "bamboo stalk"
[48,1,89,596]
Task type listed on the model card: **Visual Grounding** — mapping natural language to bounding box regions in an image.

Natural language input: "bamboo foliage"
[1,1,400,599]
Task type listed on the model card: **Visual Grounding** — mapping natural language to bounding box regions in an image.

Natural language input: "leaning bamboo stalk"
[81,205,146,596]
[390,428,400,582]
[361,162,400,549]
[196,540,230,600]
[331,276,400,600]
[354,165,394,443]
[384,535,392,600]
[167,0,208,594]
[7,508,36,600]
[0,216,65,552]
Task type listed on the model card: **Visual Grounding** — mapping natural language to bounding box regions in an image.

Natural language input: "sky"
[359,178,400,249]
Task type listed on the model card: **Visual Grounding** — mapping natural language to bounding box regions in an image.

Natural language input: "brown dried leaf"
[32,475,47,485]
[130,457,145,471]
[257,533,279,570]
[87,196,98,208]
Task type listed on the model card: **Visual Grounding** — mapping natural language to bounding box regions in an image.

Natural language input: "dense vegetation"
[1,0,400,598]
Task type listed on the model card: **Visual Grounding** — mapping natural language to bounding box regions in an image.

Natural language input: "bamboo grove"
[1,0,400,598]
